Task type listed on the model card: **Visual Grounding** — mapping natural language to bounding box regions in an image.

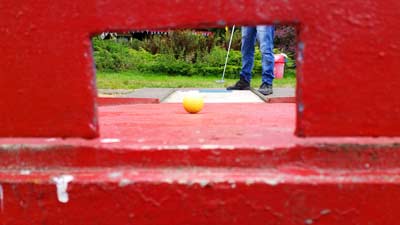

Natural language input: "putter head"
[215,80,225,84]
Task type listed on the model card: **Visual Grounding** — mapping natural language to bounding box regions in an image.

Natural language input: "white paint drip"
[163,178,173,184]
[108,172,122,179]
[156,145,190,150]
[177,179,187,185]
[198,180,209,187]
[200,145,236,150]
[45,138,57,142]
[245,178,281,186]
[100,138,120,144]
[20,170,31,175]
[155,177,280,188]
[200,145,220,150]
[245,179,255,186]
[320,209,331,215]
[176,145,189,150]
[119,179,133,187]
[263,178,281,186]
[0,184,3,212]
[304,219,313,225]
[52,175,74,203]
[225,146,236,150]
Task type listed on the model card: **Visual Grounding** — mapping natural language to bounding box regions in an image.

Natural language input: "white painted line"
[163,90,264,103]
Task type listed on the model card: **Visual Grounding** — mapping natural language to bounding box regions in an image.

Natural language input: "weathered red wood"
[97,97,159,106]
[1,0,400,222]
[1,168,400,225]
[0,104,400,223]
[0,0,99,138]
[1,0,400,137]
[266,97,296,103]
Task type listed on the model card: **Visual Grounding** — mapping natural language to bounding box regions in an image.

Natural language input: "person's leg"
[240,26,257,83]
[256,25,275,95]
[227,26,256,90]
[257,25,275,85]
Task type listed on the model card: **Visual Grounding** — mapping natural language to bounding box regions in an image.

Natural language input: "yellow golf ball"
[183,93,204,114]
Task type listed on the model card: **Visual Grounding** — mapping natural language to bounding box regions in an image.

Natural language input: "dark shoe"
[259,83,273,95]
[227,76,250,90]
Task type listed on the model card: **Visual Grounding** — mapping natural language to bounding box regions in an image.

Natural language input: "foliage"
[142,30,216,63]
[92,28,297,78]
[219,28,242,51]
[92,37,134,71]
[93,38,243,78]
[274,25,297,57]
[121,38,144,50]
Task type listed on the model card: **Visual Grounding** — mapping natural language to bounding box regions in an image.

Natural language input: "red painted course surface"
[1,103,400,224]
[1,0,400,137]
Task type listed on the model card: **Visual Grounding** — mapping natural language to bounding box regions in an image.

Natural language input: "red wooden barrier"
[1,0,399,137]
[1,0,400,224]
[0,103,399,224]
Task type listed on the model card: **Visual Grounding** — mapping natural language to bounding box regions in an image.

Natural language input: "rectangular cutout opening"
[92,25,297,104]
[90,24,299,145]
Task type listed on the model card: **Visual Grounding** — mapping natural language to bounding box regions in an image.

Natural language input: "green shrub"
[92,35,294,79]
[135,54,191,76]
[92,38,134,71]
[142,30,216,63]
[125,38,144,50]
[222,28,242,51]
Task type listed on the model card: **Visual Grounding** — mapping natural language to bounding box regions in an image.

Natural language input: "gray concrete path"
[98,87,295,103]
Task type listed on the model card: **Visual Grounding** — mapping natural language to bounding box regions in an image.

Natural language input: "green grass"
[96,69,296,90]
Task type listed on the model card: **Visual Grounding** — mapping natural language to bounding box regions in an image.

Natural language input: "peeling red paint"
[1,0,399,137]
[1,0,400,224]
[0,104,399,223]
[98,97,159,106]
[0,168,400,224]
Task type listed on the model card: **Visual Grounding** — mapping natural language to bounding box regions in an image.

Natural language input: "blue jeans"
[240,26,275,85]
